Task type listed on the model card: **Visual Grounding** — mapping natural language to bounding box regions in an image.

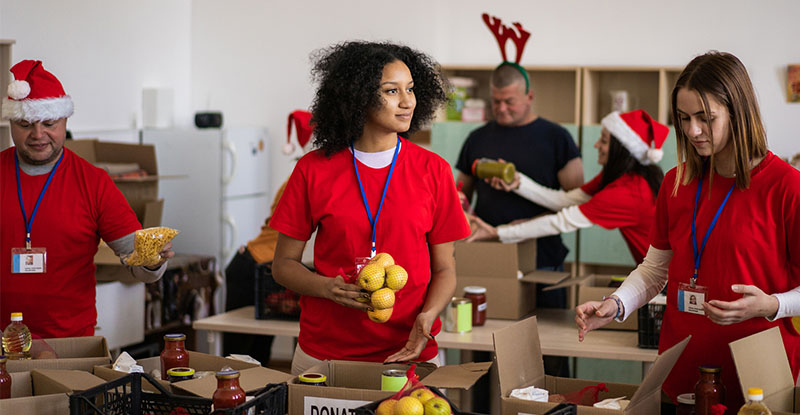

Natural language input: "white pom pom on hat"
[647,148,664,163]
[7,80,30,100]
[282,141,296,155]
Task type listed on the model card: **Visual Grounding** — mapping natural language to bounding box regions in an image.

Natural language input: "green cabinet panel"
[430,121,580,263]
[578,125,678,266]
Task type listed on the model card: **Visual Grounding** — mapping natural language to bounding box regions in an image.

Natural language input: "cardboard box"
[493,315,689,414]
[65,139,167,265]
[545,274,638,330]
[0,369,106,415]
[455,240,571,320]
[288,360,491,415]
[7,336,111,373]
[729,326,800,414]
[93,350,263,394]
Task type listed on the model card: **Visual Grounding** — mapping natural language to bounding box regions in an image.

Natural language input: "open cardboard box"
[544,274,638,330]
[171,365,293,399]
[729,326,800,415]
[93,350,266,395]
[455,240,571,320]
[288,360,491,415]
[493,315,689,414]
[65,139,170,267]
[7,336,111,373]
[0,369,106,415]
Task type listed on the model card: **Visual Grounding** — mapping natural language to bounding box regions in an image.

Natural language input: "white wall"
[2,0,799,199]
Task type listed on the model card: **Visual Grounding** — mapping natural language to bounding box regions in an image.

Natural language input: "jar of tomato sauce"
[694,366,725,415]
[0,356,11,399]
[464,286,487,326]
[213,370,246,410]
[160,334,189,381]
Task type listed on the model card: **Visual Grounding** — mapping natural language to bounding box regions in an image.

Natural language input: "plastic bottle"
[212,370,246,409]
[0,355,11,399]
[2,312,32,360]
[738,388,772,415]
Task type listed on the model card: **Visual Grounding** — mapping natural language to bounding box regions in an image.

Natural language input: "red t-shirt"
[0,148,140,338]
[270,139,470,362]
[651,152,800,408]
[578,172,657,264]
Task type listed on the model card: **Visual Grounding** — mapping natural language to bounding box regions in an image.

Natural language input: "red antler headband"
[482,13,531,93]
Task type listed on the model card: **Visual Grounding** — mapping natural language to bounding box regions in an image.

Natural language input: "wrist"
[602,295,623,320]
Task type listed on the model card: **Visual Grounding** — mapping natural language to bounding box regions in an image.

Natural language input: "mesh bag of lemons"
[355,252,408,324]
[122,226,179,267]
[370,364,454,415]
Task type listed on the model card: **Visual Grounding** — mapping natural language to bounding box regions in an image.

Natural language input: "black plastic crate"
[353,386,485,415]
[70,372,211,415]
[254,262,301,320]
[211,382,287,415]
[637,302,666,349]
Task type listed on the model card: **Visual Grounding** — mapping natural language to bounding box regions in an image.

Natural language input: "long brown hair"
[670,51,767,195]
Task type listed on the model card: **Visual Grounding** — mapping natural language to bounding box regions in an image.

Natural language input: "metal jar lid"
[164,333,186,341]
[298,372,327,383]
[382,369,406,378]
[464,286,486,295]
[215,370,240,379]
[676,393,695,404]
[167,367,195,377]
[450,297,471,306]
[698,365,721,373]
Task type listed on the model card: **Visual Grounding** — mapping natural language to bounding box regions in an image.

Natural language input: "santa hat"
[601,109,669,165]
[283,110,313,155]
[2,60,74,122]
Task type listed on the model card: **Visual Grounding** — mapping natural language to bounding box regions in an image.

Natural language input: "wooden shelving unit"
[0,40,15,151]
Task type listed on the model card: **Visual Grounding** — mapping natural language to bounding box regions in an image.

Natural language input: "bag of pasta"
[123,227,179,267]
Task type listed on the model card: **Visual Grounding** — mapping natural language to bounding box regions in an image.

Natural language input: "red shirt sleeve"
[269,154,314,241]
[578,174,645,230]
[580,172,604,196]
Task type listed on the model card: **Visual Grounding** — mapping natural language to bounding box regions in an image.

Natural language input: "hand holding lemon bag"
[354,252,408,323]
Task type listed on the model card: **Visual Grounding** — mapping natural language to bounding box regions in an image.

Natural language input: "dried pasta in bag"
[123,226,179,266]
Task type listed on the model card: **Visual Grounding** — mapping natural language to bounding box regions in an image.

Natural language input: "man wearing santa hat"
[0,60,174,339]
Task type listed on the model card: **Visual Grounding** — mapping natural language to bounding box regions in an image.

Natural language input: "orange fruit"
[370,288,395,310]
[357,263,385,292]
[385,265,408,291]
[370,252,395,268]
[367,307,393,323]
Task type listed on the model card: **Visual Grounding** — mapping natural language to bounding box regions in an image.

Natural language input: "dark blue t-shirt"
[456,117,581,267]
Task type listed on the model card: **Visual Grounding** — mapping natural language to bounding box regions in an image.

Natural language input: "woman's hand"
[384,311,436,363]
[575,299,617,341]
[466,214,499,242]
[323,273,372,311]
[704,284,780,325]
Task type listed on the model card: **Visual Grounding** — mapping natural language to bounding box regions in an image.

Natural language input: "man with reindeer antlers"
[456,14,583,376]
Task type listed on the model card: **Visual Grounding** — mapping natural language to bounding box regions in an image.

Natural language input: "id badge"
[677,281,707,315]
[10,247,47,273]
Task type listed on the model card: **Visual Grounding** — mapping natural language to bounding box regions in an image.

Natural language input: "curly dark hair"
[309,41,448,156]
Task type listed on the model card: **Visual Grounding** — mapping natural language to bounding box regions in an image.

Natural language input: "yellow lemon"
[384,265,408,291]
[394,396,424,415]
[376,398,397,415]
[357,263,385,292]
[369,252,395,268]
[409,387,436,404]
[367,307,393,323]
[371,287,395,310]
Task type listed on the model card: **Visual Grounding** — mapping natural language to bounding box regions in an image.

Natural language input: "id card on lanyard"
[352,137,400,263]
[677,172,735,315]
[9,148,64,274]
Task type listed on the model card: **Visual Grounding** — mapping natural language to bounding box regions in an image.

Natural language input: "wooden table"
[193,306,656,370]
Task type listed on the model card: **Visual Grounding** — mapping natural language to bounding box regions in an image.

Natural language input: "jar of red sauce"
[694,366,725,415]
[0,356,11,399]
[464,286,487,326]
[213,370,246,410]
[160,334,189,381]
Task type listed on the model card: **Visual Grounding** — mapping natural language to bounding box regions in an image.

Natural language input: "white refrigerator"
[141,127,271,272]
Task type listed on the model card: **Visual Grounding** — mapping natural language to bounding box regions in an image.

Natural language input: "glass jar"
[167,367,195,383]
[213,370,246,409]
[472,158,516,184]
[298,372,328,386]
[694,365,725,415]
[676,393,695,415]
[0,355,10,399]
[160,334,189,381]
[464,286,487,326]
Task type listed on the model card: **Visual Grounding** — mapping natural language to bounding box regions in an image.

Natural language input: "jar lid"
[0,355,7,363]
[676,393,695,404]
[167,367,195,377]
[699,365,721,373]
[164,333,186,341]
[215,370,240,379]
[10,312,22,321]
[747,388,764,400]
[610,276,626,282]
[464,286,487,294]
[299,372,327,383]
[450,297,470,305]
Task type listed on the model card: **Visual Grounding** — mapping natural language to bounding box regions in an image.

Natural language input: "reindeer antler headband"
[482,13,531,93]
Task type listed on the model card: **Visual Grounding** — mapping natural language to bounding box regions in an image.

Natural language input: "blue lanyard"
[351,137,400,257]
[15,148,65,250]
[690,172,735,287]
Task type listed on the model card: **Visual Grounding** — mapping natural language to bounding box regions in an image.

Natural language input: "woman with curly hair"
[467,109,667,265]
[270,41,470,374]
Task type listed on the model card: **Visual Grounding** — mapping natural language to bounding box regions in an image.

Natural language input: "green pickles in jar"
[472,158,516,184]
